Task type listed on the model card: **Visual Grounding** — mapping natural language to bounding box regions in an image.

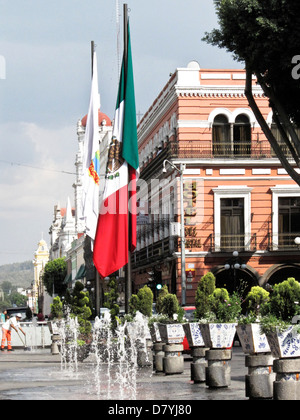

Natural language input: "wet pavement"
[0,347,248,401]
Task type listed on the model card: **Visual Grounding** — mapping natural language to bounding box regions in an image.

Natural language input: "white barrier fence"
[0,322,52,348]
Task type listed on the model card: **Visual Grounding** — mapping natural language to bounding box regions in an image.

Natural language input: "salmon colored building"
[133,61,300,305]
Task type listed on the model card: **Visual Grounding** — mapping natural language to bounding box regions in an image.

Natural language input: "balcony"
[168,140,292,160]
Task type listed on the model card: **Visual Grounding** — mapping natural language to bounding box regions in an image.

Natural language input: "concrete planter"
[149,323,162,343]
[200,323,237,349]
[266,326,300,358]
[158,323,185,344]
[236,324,270,354]
[183,323,207,383]
[163,344,184,375]
[183,323,205,347]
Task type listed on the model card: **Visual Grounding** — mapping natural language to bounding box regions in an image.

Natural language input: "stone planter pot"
[200,323,237,349]
[150,323,162,343]
[158,323,185,345]
[183,323,207,383]
[266,326,300,359]
[183,323,205,348]
[236,324,270,354]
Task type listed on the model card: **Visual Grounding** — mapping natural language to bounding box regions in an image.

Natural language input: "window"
[271,185,300,250]
[271,119,300,158]
[212,113,251,157]
[234,114,251,156]
[278,197,300,247]
[213,186,252,252]
[213,114,230,156]
[221,198,245,250]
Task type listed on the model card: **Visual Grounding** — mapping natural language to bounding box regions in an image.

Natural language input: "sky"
[0,0,241,266]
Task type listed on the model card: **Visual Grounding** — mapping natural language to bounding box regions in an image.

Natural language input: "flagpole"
[91,41,95,78]
[123,3,132,314]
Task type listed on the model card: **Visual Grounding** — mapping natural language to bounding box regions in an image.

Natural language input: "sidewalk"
[0,347,247,400]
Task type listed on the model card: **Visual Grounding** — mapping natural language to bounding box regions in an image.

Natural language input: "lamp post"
[163,159,186,306]
[224,250,247,292]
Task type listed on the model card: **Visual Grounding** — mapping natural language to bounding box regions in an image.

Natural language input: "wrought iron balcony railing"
[168,140,293,160]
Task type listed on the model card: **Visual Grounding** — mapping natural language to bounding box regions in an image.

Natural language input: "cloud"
[0,121,76,264]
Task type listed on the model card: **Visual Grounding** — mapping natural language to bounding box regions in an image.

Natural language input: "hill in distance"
[0,261,34,289]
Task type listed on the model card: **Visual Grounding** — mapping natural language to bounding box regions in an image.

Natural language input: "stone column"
[273,358,300,400]
[205,349,232,388]
[191,347,208,383]
[51,334,60,355]
[137,339,153,368]
[153,342,165,373]
[163,344,184,375]
[245,354,275,399]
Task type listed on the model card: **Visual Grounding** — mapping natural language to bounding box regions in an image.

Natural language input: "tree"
[129,285,153,317]
[195,272,216,319]
[104,277,120,331]
[66,281,92,337]
[205,0,300,185]
[42,258,67,297]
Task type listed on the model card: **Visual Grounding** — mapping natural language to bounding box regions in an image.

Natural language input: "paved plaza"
[0,347,247,401]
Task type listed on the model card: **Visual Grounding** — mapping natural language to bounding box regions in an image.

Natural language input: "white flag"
[80,51,100,240]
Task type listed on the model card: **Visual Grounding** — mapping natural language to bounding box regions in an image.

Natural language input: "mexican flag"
[93,21,139,278]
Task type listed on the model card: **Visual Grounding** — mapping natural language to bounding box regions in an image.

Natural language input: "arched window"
[234,114,251,155]
[212,114,230,156]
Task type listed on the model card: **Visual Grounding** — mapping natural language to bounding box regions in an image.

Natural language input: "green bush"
[245,286,269,316]
[104,277,120,331]
[50,296,64,319]
[129,285,153,317]
[262,277,300,322]
[208,289,242,323]
[195,272,216,319]
[156,285,169,314]
[66,281,92,338]
[160,293,180,320]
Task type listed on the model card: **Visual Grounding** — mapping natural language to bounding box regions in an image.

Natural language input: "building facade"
[32,238,50,314]
[133,61,300,304]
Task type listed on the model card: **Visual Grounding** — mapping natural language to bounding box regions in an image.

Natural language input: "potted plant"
[260,277,300,358]
[157,293,185,344]
[199,288,242,349]
[156,291,185,374]
[183,272,217,348]
[236,286,271,354]
[65,281,93,362]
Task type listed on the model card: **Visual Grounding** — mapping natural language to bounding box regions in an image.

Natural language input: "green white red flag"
[93,21,139,278]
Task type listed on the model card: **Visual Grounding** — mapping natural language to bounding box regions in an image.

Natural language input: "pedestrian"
[1,313,26,351]
[37,309,45,322]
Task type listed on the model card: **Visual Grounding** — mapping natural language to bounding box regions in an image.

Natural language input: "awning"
[75,264,86,280]
[63,273,72,285]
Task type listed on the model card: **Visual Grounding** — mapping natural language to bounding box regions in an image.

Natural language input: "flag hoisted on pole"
[80,47,101,241]
[93,7,139,281]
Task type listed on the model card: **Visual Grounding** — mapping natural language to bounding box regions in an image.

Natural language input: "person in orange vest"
[1,313,26,351]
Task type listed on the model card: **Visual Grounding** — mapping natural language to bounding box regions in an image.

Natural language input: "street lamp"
[163,159,186,305]
[224,251,247,291]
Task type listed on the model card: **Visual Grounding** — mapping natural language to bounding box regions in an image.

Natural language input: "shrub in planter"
[260,278,300,358]
[199,289,242,349]
[195,272,216,320]
[129,285,153,318]
[157,293,185,344]
[65,281,92,341]
[245,286,270,318]
[156,285,169,315]
[237,286,271,354]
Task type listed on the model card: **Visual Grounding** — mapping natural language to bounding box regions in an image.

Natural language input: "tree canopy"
[42,258,67,297]
[205,0,300,185]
